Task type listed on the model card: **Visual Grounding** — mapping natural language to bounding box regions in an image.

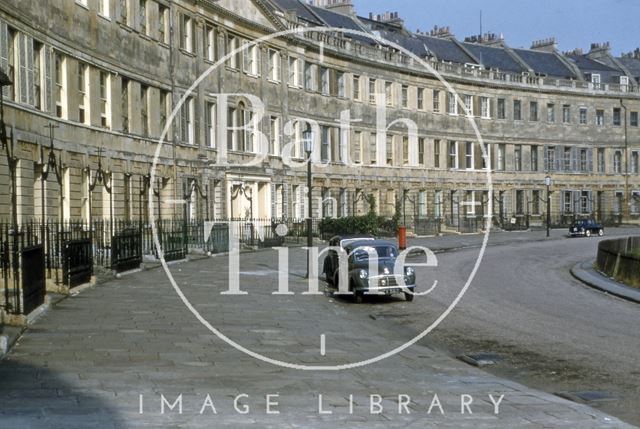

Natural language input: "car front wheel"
[585,230,592,238]
[598,229,604,236]
[404,292,414,302]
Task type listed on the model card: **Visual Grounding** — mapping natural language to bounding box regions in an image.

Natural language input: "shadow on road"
[0,359,125,429]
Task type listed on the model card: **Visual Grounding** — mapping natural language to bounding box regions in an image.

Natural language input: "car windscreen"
[340,238,374,248]
[351,246,397,261]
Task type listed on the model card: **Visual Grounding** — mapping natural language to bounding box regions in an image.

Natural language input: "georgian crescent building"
[1,0,639,227]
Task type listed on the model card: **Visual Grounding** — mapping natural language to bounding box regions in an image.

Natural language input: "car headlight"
[405,267,415,276]
[359,269,368,279]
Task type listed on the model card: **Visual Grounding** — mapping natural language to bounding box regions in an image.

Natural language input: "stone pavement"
[1,233,639,428]
[571,260,640,303]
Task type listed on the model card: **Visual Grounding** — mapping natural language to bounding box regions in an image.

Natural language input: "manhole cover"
[458,353,502,367]
[556,391,619,403]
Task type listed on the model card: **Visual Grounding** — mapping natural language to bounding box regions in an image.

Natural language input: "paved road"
[0,228,638,428]
[365,227,640,426]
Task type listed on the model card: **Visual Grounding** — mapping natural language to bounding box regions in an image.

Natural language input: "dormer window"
[620,76,629,91]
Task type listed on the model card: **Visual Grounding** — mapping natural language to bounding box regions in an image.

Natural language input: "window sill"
[179,49,196,58]
[98,13,112,22]
[75,1,89,10]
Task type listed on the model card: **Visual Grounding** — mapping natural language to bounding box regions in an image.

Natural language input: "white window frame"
[464,94,473,116]
[206,101,216,148]
[579,107,588,125]
[268,49,281,82]
[465,141,474,170]
[448,141,459,169]
[99,72,110,128]
[99,0,110,18]
[205,26,216,62]
[448,92,458,115]
[480,96,490,119]
[337,71,346,98]
[417,88,424,110]
[288,56,300,87]
[401,85,409,109]
[433,90,441,112]
[321,67,330,96]
[78,62,89,125]
[226,35,238,69]
[369,79,376,104]
[352,75,361,101]
[181,14,193,54]
[269,116,280,156]
[385,81,393,106]
[242,42,259,76]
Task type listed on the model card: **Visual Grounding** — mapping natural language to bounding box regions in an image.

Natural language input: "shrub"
[319,213,398,238]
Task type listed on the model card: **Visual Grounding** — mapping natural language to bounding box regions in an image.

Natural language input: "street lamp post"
[304,131,313,279]
[545,175,552,238]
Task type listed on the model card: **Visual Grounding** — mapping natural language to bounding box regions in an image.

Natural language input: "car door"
[327,238,338,276]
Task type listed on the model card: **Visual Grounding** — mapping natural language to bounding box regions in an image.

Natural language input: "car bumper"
[353,276,415,294]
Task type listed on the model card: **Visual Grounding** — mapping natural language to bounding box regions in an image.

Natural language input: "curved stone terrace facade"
[0,0,639,228]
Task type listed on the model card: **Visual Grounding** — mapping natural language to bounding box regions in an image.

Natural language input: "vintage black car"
[569,219,604,237]
[322,235,374,285]
[325,239,416,303]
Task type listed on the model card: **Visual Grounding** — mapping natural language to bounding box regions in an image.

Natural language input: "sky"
[351,0,640,56]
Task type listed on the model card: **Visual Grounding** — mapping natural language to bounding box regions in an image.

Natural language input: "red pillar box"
[398,226,407,250]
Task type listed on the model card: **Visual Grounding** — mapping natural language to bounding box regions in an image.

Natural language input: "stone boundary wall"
[596,237,640,288]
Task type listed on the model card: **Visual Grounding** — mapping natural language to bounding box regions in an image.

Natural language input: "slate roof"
[305,4,374,44]
[619,57,640,79]
[461,43,526,73]
[307,5,362,32]
[512,48,576,78]
[264,0,633,83]
[567,55,623,84]
[267,0,323,25]
[415,34,477,64]
[376,30,429,57]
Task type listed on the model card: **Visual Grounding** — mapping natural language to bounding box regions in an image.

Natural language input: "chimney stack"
[429,25,453,38]
[587,42,612,62]
[531,37,557,52]
[309,0,355,16]
[464,32,503,46]
[367,11,404,28]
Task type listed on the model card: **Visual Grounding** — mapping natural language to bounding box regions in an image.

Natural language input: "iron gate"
[112,228,142,273]
[160,230,187,262]
[62,238,93,287]
[21,244,46,315]
[205,223,230,254]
